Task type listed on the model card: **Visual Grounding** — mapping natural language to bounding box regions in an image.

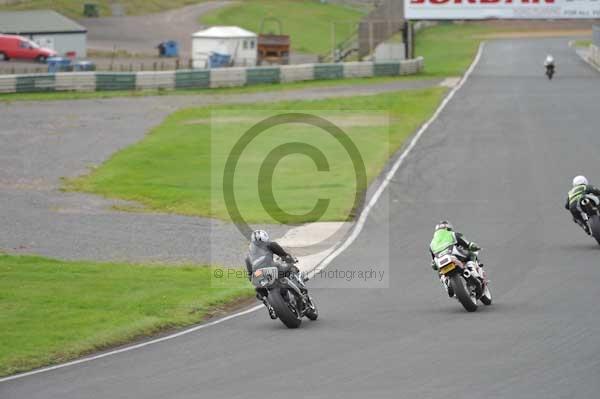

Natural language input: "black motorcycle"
[252,257,318,328]
[545,64,555,80]
[580,194,600,245]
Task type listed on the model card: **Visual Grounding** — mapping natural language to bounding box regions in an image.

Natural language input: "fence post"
[369,21,374,56]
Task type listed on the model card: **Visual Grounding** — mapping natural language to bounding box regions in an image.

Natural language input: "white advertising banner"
[405,0,600,20]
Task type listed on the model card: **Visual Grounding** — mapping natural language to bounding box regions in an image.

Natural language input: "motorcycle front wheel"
[590,215,600,245]
[480,285,492,306]
[450,274,478,312]
[305,296,318,321]
[269,289,302,328]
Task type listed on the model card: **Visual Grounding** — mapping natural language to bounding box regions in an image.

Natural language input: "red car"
[0,34,57,62]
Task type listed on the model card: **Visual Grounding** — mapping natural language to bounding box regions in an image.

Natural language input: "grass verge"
[415,23,493,77]
[199,0,364,55]
[0,254,252,377]
[66,88,447,223]
[0,0,209,18]
[573,39,592,48]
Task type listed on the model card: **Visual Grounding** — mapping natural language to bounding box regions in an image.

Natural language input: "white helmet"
[546,54,554,63]
[251,230,269,243]
[435,220,453,231]
[572,175,588,187]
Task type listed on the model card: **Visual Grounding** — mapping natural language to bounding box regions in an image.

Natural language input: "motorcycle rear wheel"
[450,274,478,312]
[270,289,302,328]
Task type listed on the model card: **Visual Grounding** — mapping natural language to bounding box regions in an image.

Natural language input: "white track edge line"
[309,42,485,277]
[0,42,484,384]
[0,305,262,383]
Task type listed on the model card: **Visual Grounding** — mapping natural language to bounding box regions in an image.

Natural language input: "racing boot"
[262,297,277,320]
[257,292,277,320]
[440,276,454,298]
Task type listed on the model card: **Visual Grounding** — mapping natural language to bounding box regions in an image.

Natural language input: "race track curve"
[2,37,600,399]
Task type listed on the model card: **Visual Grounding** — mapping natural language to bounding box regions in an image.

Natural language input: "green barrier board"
[314,64,343,80]
[374,62,401,77]
[245,68,281,85]
[16,74,56,92]
[95,73,136,91]
[175,70,210,89]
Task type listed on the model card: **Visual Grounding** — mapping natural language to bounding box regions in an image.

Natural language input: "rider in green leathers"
[429,221,481,297]
[565,175,600,235]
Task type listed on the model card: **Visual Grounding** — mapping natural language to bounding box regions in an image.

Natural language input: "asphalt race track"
[2,37,600,398]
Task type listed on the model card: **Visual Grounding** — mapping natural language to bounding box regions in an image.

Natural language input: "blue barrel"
[47,57,72,73]
[164,40,179,57]
[158,40,179,57]
[209,52,231,68]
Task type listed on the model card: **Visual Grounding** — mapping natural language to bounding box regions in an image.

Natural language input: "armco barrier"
[136,71,175,90]
[589,44,600,67]
[210,67,246,88]
[0,58,424,94]
[314,64,344,80]
[95,73,136,91]
[374,62,401,77]
[55,72,96,91]
[400,58,420,75]
[280,64,314,83]
[246,67,281,85]
[343,62,374,78]
[0,75,16,93]
[175,70,210,89]
[16,74,56,93]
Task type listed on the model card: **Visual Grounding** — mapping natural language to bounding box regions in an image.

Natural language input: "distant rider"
[429,221,481,297]
[544,54,555,69]
[565,176,600,235]
[245,230,298,319]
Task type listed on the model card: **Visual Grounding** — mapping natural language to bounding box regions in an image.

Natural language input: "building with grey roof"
[0,10,87,57]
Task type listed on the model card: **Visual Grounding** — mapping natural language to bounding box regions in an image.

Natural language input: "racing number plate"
[439,263,456,275]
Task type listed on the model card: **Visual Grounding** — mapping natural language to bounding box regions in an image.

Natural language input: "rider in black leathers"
[245,230,298,319]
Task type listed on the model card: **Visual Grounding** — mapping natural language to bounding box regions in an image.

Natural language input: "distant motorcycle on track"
[251,256,318,328]
[545,64,555,80]
[433,249,492,312]
[544,54,555,80]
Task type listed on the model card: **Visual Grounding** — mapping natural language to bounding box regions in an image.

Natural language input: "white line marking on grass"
[0,43,485,383]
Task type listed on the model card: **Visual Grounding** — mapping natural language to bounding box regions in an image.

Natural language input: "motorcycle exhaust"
[582,198,590,207]
[463,270,471,279]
